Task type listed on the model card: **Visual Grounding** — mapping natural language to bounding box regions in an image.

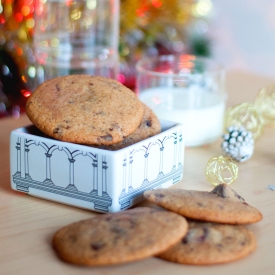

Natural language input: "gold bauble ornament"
[225,102,263,140]
[255,85,275,126]
[205,155,238,186]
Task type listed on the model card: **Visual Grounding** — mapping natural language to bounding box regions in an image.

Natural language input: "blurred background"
[1,0,275,118]
[210,0,275,79]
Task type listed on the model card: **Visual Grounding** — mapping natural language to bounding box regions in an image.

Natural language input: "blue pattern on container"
[12,129,183,212]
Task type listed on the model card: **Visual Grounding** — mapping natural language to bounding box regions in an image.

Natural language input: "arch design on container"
[118,131,183,209]
[12,137,112,212]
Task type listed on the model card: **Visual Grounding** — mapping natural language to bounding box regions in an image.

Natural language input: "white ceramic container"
[10,120,184,213]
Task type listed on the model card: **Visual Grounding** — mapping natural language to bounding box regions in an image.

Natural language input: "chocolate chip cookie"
[52,207,188,266]
[26,75,144,145]
[102,103,161,150]
[158,221,257,265]
[143,184,262,224]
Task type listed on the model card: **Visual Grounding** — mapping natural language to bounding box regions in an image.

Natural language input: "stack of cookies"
[144,184,262,265]
[52,184,262,266]
[26,75,161,149]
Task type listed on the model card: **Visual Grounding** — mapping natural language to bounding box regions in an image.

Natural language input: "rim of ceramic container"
[136,54,223,77]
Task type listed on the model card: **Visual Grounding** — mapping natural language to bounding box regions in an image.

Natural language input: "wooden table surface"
[1,70,275,275]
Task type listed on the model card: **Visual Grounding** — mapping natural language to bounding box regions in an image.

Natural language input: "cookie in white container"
[10,120,184,213]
